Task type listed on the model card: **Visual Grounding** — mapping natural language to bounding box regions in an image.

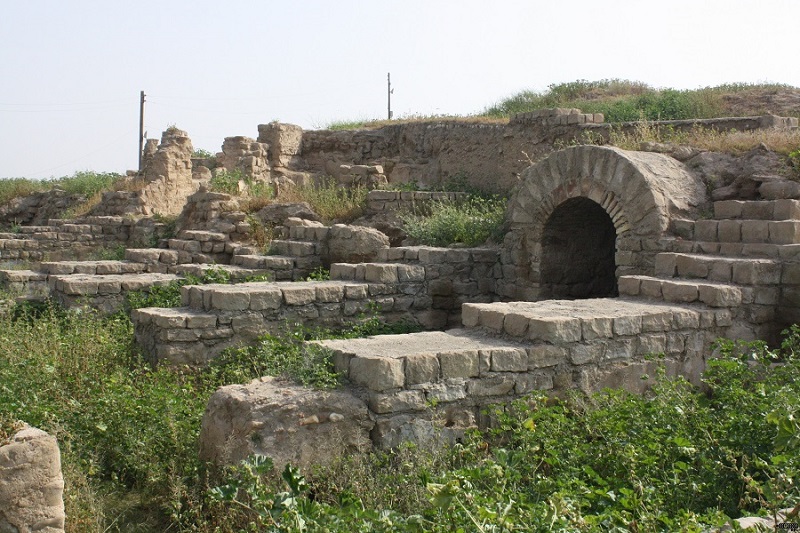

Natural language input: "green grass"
[1,296,799,531]
[400,194,507,247]
[482,79,800,122]
[0,171,123,211]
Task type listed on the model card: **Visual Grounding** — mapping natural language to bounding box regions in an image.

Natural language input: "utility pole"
[138,90,146,173]
[387,73,393,120]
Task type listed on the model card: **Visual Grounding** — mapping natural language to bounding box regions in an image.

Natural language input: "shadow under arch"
[540,197,618,299]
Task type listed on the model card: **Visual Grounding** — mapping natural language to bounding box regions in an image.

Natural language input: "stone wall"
[0,425,65,533]
[90,128,201,217]
[0,216,171,262]
[0,189,86,227]
[295,112,796,194]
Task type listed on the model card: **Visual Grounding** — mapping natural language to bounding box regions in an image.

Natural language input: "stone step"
[330,262,426,283]
[682,241,800,260]
[618,275,743,308]
[714,199,800,220]
[0,269,49,297]
[49,272,181,296]
[168,238,229,254]
[375,246,499,264]
[124,248,213,267]
[286,224,330,242]
[176,230,229,242]
[180,280,368,312]
[317,329,531,392]
[269,239,319,257]
[231,245,262,256]
[654,253,783,285]
[38,260,147,276]
[170,263,271,281]
[461,298,728,342]
[692,219,800,244]
[232,254,294,271]
[18,225,60,233]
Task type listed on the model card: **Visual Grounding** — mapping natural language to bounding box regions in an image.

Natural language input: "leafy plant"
[400,195,507,247]
[126,267,232,309]
[209,169,244,195]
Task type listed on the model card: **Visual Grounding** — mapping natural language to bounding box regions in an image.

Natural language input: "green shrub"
[209,169,243,195]
[126,268,232,309]
[400,195,507,247]
[276,178,368,223]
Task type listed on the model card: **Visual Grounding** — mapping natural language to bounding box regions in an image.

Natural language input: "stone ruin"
[2,109,800,519]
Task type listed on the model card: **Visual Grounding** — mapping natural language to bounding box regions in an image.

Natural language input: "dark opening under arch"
[540,197,617,299]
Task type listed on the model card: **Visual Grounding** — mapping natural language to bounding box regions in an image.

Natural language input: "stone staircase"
[619,199,800,342]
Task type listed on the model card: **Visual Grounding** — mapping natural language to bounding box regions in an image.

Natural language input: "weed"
[275,178,367,224]
[209,169,244,195]
[305,266,330,281]
[400,195,507,247]
[126,267,232,309]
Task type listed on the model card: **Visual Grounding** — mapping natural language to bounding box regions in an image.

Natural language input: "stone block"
[349,356,404,391]
[637,334,666,355]
[467,376,516,396]
[694,219,718,241]
[662,281,699,303]
[405,353,440,385]
[316,284,344,303]
[713,200,743,219]
[676,255,708,278]
[329,263,356,280]
[732,261,781,285]
[641,311,672,332]
[740,220,769,242]
[773,199,800,220]
[479,308,506,332]
[151,310,187,329]
[613,315,641,336]
[186,313,217,328]
[249,288,283,310]
[212,289,251,311]
[569,343,603,365]
[717,220,741,242]
[503,313,529,337]
[490,348,528,372]
[769,221,800,244]
[604,338,635,361]
[698,284,741,307]
[640,278,663,298]
[581,317,614,340]
[397,264,425,282]
[617,276,640,296]
[424,380,467,403]
[282,286,316,305]
[515,374,554,393]
[365,264,398,283]
[461,304,481,327]
[654,253,677,277]
[369,390,426,414]
[439,350,479,379]
[527,317,581,343]
[344,284,368,299]
[527,345,566,368]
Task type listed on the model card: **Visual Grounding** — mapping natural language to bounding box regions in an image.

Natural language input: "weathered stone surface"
[200,377,373,469]
[0,426,65,533]
[327,225,389,264]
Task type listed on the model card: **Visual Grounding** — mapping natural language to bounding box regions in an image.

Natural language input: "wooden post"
[138,90,146,173]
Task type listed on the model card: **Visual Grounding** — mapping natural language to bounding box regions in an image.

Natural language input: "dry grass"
[326,115,507,131]
[276,180,367,223]
[608,119,800,155]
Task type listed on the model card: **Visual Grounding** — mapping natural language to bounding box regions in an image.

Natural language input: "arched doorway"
[540,197,617,299]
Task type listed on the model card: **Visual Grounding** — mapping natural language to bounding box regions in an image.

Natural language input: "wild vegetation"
[0,170,123,207]
[1,296,799,531]
[326,80,800,130]
[400,194,507,247]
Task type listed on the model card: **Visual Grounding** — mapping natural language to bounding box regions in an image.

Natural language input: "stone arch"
[500,145,706,301]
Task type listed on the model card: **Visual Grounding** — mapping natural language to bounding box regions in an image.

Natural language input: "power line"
[22,129,136,179]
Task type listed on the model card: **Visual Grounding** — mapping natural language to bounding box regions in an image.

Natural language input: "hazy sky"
[2,0,798,179]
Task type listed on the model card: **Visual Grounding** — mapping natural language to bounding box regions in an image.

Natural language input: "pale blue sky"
[2,0,798,179]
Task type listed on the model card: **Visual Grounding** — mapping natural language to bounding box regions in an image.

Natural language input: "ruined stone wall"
[297,112,797,195]
[90,128,201,217]
[0,216,170,262]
